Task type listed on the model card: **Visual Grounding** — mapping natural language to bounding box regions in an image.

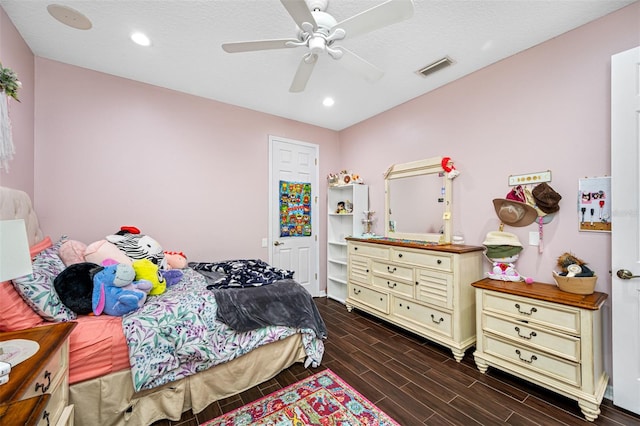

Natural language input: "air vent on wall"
[416,57,454,77]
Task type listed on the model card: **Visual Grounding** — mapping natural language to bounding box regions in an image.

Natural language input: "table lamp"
[0,219,33,282]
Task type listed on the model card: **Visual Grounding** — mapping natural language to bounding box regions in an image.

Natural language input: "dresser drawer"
[23,344,67,400]
[482,313,580,362]
[37,374,69,426]
[349,255,370,284]
[483,291,581,335]
[372,275,414,297]
[482,334,581,387]
[392,296,452,337]
[391,248,452,272]
[350,243,389,259]
[372,260,413,282]
[415,269,452,309]
[349,283,389,314]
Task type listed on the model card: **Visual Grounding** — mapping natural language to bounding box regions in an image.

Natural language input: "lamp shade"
[0,219,33,281]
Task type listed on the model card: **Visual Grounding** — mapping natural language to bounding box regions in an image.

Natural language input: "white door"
[269,135,320,297]
[611,45,640,415]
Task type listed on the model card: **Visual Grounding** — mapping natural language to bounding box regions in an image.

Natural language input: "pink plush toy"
[164,251,188,269]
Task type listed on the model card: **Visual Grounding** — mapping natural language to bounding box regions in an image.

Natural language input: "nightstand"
[0,322,76,426]
[472,278,608,422]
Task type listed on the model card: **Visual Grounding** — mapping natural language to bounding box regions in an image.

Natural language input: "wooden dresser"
[0,322,76,426]
[345,237,484,361]
[472,278,608,421]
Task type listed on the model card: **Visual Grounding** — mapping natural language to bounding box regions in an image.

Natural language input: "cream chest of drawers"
[0,322,76,426]
[345,237,484,362]
[472,278,608,422]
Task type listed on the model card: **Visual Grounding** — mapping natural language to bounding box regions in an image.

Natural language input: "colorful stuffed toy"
[92,263,152,316]
[132,258,167,295]
[54,262,102,314]
[106,233,166,268]
[164,251,188,269]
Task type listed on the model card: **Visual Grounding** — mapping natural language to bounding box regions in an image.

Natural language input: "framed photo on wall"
[578,176,611,232]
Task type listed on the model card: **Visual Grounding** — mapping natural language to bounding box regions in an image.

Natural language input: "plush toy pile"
[54,226,187,316]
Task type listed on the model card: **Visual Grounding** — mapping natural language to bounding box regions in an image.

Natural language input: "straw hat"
[482,231,523,259]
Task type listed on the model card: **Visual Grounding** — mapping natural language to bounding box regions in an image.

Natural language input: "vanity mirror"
[384,157,452,243]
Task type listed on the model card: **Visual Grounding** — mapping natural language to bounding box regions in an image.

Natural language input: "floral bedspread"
[121,268,325,392]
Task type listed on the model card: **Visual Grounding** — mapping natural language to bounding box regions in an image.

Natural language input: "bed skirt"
[70,334,305,426]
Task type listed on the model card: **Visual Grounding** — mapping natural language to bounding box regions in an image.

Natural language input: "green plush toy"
[132,258,166,295]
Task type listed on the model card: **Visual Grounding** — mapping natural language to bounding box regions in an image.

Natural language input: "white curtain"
[0,91,14,172]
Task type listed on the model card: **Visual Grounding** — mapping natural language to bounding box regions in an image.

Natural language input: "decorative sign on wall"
[578,176,611,232]
[279,180,312,237]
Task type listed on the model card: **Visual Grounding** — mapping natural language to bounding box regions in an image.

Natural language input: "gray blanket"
[213,279,328,339]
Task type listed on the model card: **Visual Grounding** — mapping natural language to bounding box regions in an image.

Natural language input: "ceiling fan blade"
[289,54,318,93]
[222,39,299,53]
[335,47,384,83]
[281,0,317,31]
[333,0,414,39]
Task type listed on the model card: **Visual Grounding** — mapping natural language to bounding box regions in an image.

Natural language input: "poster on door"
[279,180,312,237]
[578,176,611,232]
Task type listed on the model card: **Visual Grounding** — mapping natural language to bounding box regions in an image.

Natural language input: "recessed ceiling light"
[131,32,151,47]
[47,4,92,30]
[323,97,335,107]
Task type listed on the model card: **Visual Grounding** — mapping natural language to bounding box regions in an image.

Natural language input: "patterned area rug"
[202,368,399,426]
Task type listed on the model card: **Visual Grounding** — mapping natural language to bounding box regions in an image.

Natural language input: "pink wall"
[338,2,639,378]
[341,3,638,291]
[0,7,34,194]
[32,59,340,275]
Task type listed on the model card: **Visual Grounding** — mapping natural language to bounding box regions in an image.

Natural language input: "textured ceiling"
[1,0,634,130]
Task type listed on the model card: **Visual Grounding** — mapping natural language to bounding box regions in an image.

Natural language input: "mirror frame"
[384,156,452,244]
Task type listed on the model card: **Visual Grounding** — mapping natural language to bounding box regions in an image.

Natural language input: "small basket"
[553,275,597,295]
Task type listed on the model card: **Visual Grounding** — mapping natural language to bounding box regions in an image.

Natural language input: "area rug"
[203,368,399,426]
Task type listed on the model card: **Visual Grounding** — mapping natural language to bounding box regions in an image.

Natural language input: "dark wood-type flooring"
[153,297,640,426]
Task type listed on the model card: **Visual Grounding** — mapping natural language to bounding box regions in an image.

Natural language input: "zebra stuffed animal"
[106,233,166,269]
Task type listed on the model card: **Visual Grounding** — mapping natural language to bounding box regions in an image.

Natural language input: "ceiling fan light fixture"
[417,56,454,78]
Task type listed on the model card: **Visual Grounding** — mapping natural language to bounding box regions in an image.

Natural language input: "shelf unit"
[327,184,368,303]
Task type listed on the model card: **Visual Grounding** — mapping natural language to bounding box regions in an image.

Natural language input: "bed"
[0,186,326,426]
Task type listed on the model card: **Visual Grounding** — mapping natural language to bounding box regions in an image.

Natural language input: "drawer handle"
[42,410,50,426]
[353,289,361,295]
[437,259,442,264]
[398,253,403,258]
[515,349,537,364]
[399,303,410,309]
[354,247,358,250]
[366,269,369,273]
[35,370,51,393]
[431,314,444,324]
[387,281,397,288]
[387,266,397,273]
[514,303,537,316]
[514,326,537,340]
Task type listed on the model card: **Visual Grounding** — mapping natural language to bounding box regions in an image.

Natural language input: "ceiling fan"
[221,0,415,93]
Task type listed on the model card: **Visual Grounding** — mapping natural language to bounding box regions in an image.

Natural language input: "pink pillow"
[0,281,44,332]
[59,240,88,266]
[84,240,132,266]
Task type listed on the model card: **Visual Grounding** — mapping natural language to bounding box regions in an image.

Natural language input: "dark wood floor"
[154,297,640,426]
